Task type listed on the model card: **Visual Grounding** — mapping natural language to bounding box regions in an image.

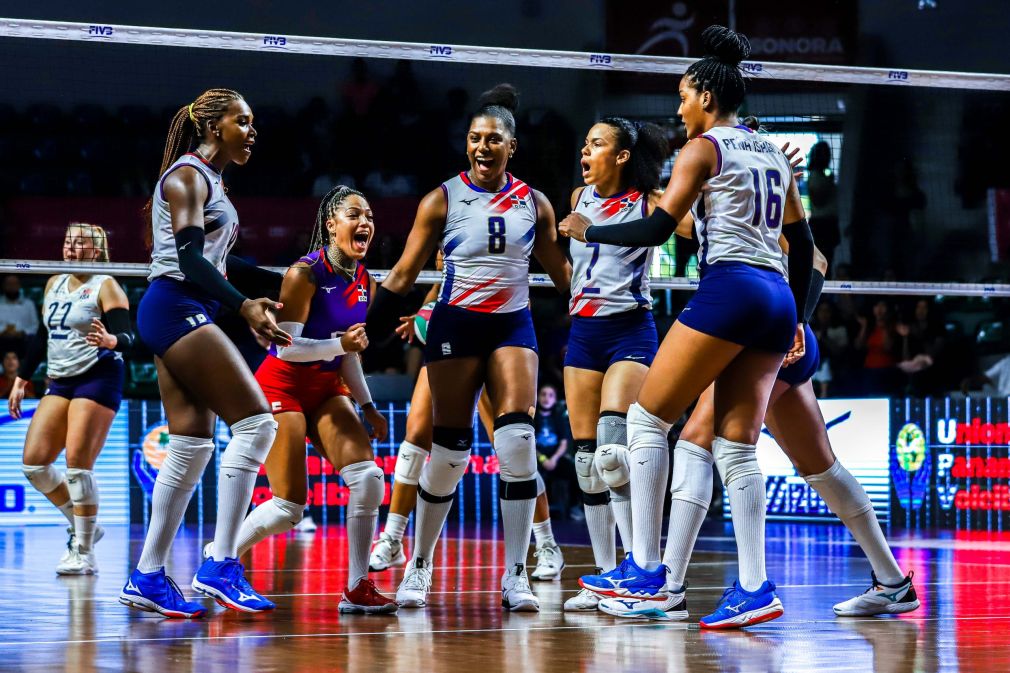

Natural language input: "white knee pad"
[65,468,98,506]
[394,441,428,486]
[596,412,631,488]
[575,446,607,494]
[670,440,714,508]
[493,415,537,483]
[342,460,385,517]
[713,436,762,486]
[627,403,673,449]
[419,445,471,498]
[21,463,63,494]
[222,413,278,473]
[156,435,216,490]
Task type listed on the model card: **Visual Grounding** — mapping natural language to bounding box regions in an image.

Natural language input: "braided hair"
[143,88,244,246]
[308,185,366,254]
[470,83,519,136]
[598,117,668,193]
[684,25,751,114]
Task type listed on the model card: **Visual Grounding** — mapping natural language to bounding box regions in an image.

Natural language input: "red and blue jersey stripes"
[570,187,655,317]
[437,172,539,313]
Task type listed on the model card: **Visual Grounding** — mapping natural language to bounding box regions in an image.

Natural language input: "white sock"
[495,418,538,570]
[610,484,633,556]
[805,460,904,585]
[384,512,409,543]
[715,437,767,592]
[413,497,452,562]
[213,415,277,561]
[58,500,76,528]
[627,403,672,571]
[234,496,304,557]
[74,515,98,553]
[501,495,536,569]
[662,441,714,588]
[584,502,616,571]
[342,460,384,588]
[532,519,555,548]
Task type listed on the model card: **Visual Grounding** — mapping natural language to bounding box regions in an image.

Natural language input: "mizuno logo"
[461,197,478,206]
[600,449,612,456]
[880,589,905,601]
[582,200,593,208]
[449,462,460,468]
[617,599,639,609]
[577,456,588,463]
[289,521,299,526]
[625,356,645,360]
[373,474,383,480]
[125,580,139,593]
[726,601,747,613]
[236,590,258,603]
[637,460,648,465]
[321,286,337,293]
[226,473,236,479]
[179,241,191,251]
[456,440,469,448]
[737,484,750,491]
[522,434,531,441]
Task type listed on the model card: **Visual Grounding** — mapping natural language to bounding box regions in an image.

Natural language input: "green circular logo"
[896,422,926,472]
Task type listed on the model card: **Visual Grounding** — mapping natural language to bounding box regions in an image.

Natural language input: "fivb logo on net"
[262,35,288,50]
[86,25,114,39]
[589,54,613,66]
[430,45,453,58]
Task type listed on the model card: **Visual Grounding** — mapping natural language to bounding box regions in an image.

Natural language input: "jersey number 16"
[748,168,783,230]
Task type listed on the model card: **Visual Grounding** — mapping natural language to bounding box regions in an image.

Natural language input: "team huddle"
[10,25,920,628]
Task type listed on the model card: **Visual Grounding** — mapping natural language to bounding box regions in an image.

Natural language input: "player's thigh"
[485,346,538,417]
[600,361,649,414]
[765,380,836,476]
[262,411,309,503]
[712,348,785,445]
[311,395,374,470]
[22,395,70,465]
[154,355,215,438]
[64,399,117,468]
[426,356,484,428]
[161,325,269,426]
[404,366,433,448]
[564,366,604,438]
[636,321,744,423]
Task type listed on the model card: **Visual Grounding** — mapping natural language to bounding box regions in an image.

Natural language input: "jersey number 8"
[487,216,506,254]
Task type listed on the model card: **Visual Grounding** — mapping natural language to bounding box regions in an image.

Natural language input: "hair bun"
[700,25,751,66]
[478,83,519,113]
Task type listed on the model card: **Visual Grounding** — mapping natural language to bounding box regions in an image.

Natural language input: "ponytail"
[599,117,668,193]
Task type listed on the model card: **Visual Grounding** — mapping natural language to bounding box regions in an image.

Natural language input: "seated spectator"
[810,301,850,397]
[1,275,40,358]
[534,383,577,517]
[855,300,902,395]
[1,351,35,399]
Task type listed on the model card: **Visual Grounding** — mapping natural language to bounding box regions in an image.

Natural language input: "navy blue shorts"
[565,308,659,373]
[776,323,820,386]
[45,355,124,411]
[678,262,797,354]
[138,277,221,358]
[424,302,537,363]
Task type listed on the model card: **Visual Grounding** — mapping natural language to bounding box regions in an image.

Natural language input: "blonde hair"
[66,222,110,262]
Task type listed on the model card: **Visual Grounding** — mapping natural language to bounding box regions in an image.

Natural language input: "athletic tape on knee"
[535,470,546,497]
[394,441,428,486]
[342,460,385,517]
[493,414,537,482]
[574,439,607,495]
[713,436,762,485]
[156,435,215,490]
[21,463,63,494]
[65,468,98,506]
[596,411,631,488]
[222,413,278,473]
[418,430,471,502]
[670,440,714,508]
[804,459,874,519]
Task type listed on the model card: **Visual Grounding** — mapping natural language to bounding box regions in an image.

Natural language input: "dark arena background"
[2,2,1010,672]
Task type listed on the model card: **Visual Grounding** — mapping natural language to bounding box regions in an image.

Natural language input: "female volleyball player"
[230,185,397,614]
[561,26,815,628]
[120,89,291,618]
[562,117,667,611]
[10,223,131,576]
[367,84,571,611]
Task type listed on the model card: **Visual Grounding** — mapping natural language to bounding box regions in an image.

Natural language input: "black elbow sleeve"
[585,207,677,247]
[175,226,247,311]
[782,218,815,323]
[103,307,135,352]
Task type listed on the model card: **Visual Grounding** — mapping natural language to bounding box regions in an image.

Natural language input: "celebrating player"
[11,223,131,576]
[367,84,571,611]
[231,185,397,614]
[561,26,815,628]
[120,88,291,618]
[562,117,667,611]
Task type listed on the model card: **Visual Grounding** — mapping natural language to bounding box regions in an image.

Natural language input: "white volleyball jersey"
[43,274,116,378]
[570,187,653,317]
[690,125,793,277]
[148,153,239,282]
[437,172,538,313]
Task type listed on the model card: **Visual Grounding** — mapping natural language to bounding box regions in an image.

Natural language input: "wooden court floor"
[0,521,1007,673]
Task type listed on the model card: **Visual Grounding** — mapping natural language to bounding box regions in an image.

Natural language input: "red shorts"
[255,355,351,417]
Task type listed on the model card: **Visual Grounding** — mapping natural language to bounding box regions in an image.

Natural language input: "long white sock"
[495,416,538,570]
[805,459,904,585]
[213,414,277,561]
[137,436,214,573]
[412,430,471,562]
[532,519,555,548]
[58,500,75,528]
[234,496,304,557]
[627,403,672,571]
[384,512,409,542]
[663,440,714,588]
[715,437,767,592]
[598,412,633,555]
[584,502,616,571]
[74,515,98,553]
[342,460,385,588]
[610,484,633,555]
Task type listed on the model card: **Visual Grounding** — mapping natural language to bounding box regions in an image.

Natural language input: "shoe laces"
[508,565,532,594]
[534,544,558,564]
[403,562,431,591]
[164,575,189,606]
[357,578,383,599]
[603,556,632,579]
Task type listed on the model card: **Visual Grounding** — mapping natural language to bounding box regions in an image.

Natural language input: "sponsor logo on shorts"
[271,401,282,411]
[441,342,452,355]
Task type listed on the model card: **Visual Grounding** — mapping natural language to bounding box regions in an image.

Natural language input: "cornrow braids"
[685,25,751,114]
[308,185,365,254]
[143,88,244,247]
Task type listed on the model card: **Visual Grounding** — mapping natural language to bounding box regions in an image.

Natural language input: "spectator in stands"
[856,300,901,394]
[808,141,841,274]
[534,383,577,517]
[1,351,35,399]
[810,300,850,397]
[1,275,40,357]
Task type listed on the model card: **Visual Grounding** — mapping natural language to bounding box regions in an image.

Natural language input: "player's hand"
[340,323,369,353]
[241,298,292,347]
[7,377,27,419]
[395,315,416,343]
[780,142,805,180]
[783,324,806,367]
[543,456,558,471]
[85,317,118,349]
[363,405,389,441]
[558,212,593,242]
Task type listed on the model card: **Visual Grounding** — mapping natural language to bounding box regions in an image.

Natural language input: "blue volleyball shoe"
[119,567,208,619]
[700,580,784,629]
[579,553,669,599]
[192,557,275,613]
